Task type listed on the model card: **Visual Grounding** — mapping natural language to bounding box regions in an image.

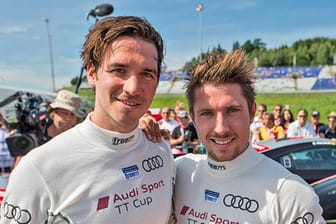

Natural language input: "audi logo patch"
[142,155,164,172]
[3,202,32,224]
[223,193,259,213]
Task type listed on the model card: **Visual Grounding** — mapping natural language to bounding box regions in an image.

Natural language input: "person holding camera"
[47,89,85,138]
[12,89,85,168]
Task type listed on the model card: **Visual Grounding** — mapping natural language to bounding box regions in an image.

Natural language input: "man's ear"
[87,65,97,87]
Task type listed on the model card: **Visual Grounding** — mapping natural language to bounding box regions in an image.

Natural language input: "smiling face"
[283,110,292,122]
[297,109,308,127]
[87,37,159,132]
[257,105,266,118]
[190,83,255,162]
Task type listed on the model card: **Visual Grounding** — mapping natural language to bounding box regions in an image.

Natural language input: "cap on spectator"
[312,111,320,116]
[328,111,336,119]
[50,90,85,118]
[177,111,188,118]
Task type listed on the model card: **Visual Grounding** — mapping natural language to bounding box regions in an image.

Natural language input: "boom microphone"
[87,4,114,20]
[94,4,114,17]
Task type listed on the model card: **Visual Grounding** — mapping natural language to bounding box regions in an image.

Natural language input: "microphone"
[87,4,114,20]
[94,4,114,17]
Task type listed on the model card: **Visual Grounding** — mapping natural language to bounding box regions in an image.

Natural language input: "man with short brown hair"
[1,16,174,224]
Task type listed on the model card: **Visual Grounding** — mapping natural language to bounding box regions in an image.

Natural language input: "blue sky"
[1,0,336,92]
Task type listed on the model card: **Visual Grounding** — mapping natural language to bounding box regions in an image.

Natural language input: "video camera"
[1,91,52,157]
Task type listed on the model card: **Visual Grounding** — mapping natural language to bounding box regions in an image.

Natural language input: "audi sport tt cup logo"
[3,202,32,224]
[223,193,259,213]
[142,155,164,172]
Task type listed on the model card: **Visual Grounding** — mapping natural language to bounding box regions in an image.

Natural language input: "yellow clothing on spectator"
[259,125,285,140]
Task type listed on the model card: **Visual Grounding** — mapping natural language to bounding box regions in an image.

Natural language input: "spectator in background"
[250,103,267,142]
[280,108,294,135]
[287,108,316,137]
[0,113,14,173]
[257,112,285,141]
[319,111,336,139]
[311,110,325,135]
[174,100,185,116]
[158,106,179,134]
[273,103,283,125]
[47,90,85,138]
[170,111,199,153]
[169,108,177,121]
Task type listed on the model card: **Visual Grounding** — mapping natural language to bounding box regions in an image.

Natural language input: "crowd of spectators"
[250,103,336,142]
[156,101,202,155]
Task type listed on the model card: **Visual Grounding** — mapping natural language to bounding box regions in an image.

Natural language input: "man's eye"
[111,68,126,74]
[200,111,211,116]
[142,72,155,79]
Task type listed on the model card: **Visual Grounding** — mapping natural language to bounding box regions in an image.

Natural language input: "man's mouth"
[212,137,234,145]
[119,99,138,107]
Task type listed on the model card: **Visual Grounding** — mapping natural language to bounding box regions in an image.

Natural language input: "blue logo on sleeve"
[204,189,220,203]
[122,165,140,180]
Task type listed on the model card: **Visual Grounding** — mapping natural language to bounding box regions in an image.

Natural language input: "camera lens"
[5,134,35,157]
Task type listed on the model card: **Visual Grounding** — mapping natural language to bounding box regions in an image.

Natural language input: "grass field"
[150,91,336,123]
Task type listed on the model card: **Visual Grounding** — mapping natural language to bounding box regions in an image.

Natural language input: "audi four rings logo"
[223,193,259,213]
[3,202,32,224]
[291,212,314,224]
[142,155,164,172]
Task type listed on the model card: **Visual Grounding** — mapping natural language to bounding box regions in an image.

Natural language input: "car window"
[278,147,336,170]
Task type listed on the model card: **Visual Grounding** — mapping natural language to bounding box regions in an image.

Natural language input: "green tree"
[241,40,254,54]
[252,38,266,51]
[295,45,310,66]
[315,44,330,65]
[71,77,79,86]
[232,41,240,50]
[180,37,336,74]
[70,75,87,86]
[182,45,226,71]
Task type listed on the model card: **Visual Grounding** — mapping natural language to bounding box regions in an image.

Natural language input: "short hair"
[185,49,256,114]
[81,16,164,77]
[259,103,267,112]
[262,112,275,123]
[274,103,283,111]
[297,108,308,116]
[161,106,170,113]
